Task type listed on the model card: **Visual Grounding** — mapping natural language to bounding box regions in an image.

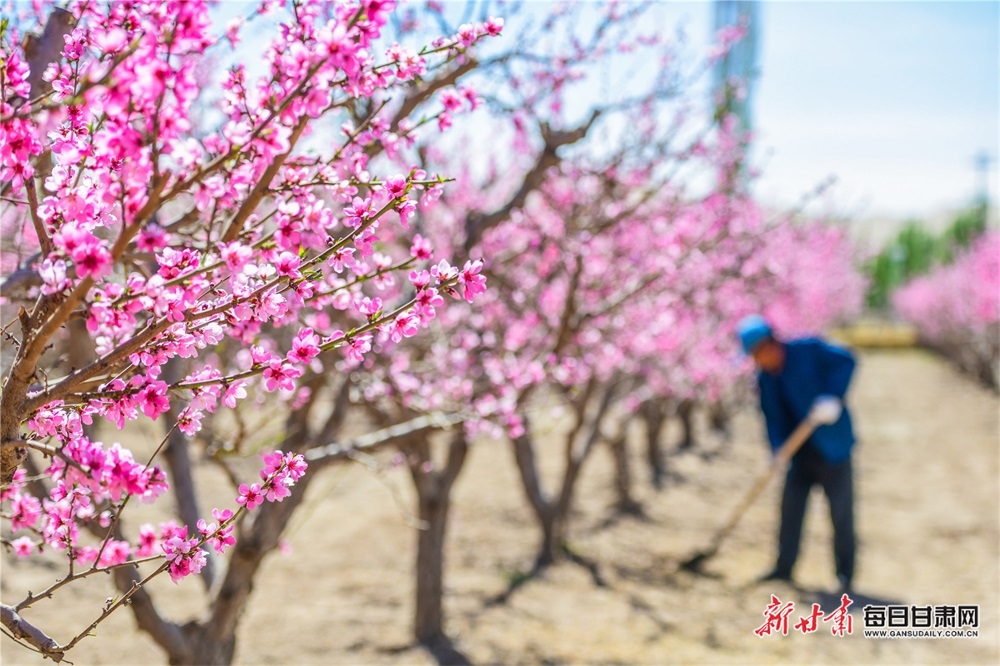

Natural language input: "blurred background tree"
[864,203,988,311]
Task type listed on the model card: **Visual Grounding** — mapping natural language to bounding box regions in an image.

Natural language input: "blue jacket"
[757,337,857,464]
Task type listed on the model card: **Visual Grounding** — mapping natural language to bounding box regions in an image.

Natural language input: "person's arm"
[805,340,856,426]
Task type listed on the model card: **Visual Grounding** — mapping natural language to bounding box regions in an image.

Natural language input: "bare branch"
[305,412,466,466]
[2,437,57,456]
[0,604,65,663]
[464,109,602,252]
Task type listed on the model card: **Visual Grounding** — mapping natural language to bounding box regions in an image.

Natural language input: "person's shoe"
[755,568,792,585]
[837,574,853,596]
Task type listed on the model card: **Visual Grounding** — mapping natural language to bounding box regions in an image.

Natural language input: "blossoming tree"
[0,1,497,662]
[894,230,1000,389]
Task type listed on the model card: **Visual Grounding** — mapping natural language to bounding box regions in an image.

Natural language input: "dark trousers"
[774,451,856,585]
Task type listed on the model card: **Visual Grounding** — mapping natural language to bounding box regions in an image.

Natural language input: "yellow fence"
[828,318,919,348]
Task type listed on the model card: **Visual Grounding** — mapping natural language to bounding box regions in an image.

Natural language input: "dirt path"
[3,348,998,665]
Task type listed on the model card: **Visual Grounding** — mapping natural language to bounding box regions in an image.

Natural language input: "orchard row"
[1,1,980,663]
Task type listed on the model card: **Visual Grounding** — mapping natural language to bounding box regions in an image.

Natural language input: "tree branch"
[0,253,43,299]
[440,428,469,489]
[305,412,466,467]
[390,58,479,131]
[510,424,556,527]
[220,116,310,243]
[1,604,64,663]
[463,109,602,253]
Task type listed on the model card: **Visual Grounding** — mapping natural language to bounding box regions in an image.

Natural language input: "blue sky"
[718,1,998,220]
[213,0,998,223]
[501,0,998,221]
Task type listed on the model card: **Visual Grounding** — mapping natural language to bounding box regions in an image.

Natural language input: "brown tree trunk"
[414,480,449,643]
[195,461,315,664]
[406,431,468,645]
[161,358,216,590]
[609,433,641,515]
[707,401,731,441]
[510,432,560,567]
[641,400,668,489]
[170,624,236,666]
[511,380,618,568]
[676,399,695,450]
[0,8,75,484]
[65,319,98,440]
[118,374,340,665]
[536,505,562,567]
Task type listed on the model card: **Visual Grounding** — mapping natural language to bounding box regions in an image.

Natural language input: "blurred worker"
[736,314,858,592]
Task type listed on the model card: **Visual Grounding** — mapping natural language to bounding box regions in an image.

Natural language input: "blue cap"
[736,314,772,354]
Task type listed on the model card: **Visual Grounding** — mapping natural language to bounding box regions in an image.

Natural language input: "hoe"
[677,417,818,573]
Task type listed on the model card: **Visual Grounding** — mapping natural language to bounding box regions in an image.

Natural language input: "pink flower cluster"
[2,450,306,584]
[1,457,167,566]
[236,451,308,510]
[159,451,306,584]
[26,403,170,505]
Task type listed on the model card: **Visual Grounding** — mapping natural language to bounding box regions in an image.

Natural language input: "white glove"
[808,395,842,425]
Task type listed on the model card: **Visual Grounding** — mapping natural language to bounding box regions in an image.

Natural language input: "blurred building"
[712,0,760,134]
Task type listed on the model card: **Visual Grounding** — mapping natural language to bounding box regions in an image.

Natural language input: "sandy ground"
[3,347,999,665]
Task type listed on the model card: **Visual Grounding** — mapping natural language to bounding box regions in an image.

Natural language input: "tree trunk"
[196,473,313,664]
[171,624,235,666]
[707,400,731,441]
[108,564,189,662]
[161,358,216,590]
[510,431,560,566]
[511,381,618,568]
[536,507,562,567]
[406,431,468,645]
[128,382,334,665]
[66,318,99,441]
[414,479,450,644]
[609,433,641,514]
[676,399,695,450]
[641,400,667,489]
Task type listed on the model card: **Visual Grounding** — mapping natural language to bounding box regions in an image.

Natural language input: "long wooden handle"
[708,418,817,549]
